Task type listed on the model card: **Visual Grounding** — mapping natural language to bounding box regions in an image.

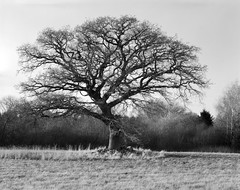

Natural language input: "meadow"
[0,148,240,190]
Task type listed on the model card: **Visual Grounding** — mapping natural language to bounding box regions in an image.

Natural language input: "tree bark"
[100,105,126,150]
[108,127,126,150]
[107,118,126,150]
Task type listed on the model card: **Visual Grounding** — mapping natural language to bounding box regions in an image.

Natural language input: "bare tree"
[18,16,208,150]
[0,97,19,145]
[0,96,34,145]
[216,81,240,148]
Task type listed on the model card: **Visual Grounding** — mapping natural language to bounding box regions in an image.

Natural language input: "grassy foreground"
[0,148,240,189]
[0,147,167,160]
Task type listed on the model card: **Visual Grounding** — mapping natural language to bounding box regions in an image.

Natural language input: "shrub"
[141,112,203,151]
[193,126,227,147]
[121,116,146,147]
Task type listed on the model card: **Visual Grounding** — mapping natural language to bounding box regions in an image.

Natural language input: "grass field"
[0,148,240,190]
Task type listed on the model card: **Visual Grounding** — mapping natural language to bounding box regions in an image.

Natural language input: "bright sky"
[0,0,240,116]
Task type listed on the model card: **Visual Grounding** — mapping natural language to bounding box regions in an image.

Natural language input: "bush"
[141,113,202,151]
[36,116,109,148]
[0,115,109,149]
[193,126,227,147]
[136,111,231,151]
[121,116,146,147]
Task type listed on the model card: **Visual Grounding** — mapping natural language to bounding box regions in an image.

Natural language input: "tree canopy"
[18,16,208,123]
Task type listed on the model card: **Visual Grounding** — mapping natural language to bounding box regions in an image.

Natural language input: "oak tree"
[18,16,208,149]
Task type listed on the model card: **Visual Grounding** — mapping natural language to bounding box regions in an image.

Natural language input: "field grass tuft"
[0,147,167,161]
[1,146,240,161]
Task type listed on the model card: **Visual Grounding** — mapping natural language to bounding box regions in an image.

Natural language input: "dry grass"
[0,148,240,189]
[0,147,165,160]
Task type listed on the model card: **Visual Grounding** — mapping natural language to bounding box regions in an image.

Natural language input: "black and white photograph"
[0,0,240,189]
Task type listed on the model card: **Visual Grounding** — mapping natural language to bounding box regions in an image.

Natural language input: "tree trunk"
[100,105,126,150]
[107,119,126,150]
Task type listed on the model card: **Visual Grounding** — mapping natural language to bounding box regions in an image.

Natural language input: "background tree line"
[1,87,239,152]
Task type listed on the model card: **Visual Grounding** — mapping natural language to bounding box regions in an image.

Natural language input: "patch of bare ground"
[0,152,240,189]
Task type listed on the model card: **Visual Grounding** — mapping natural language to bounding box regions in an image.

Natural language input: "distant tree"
[216,81,240,148]
[18,16,208,150]
[0,97,18,145]
[0,97,35,145]
[200,109,214,127]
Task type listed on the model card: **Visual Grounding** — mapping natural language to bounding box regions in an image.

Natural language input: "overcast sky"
[0,0,240,115]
